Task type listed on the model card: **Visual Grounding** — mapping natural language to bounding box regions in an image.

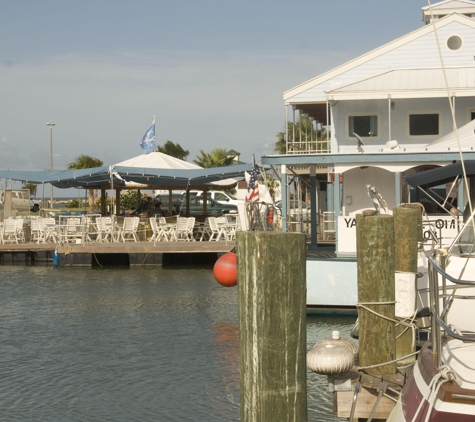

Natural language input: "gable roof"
[283,13,475,102]
[325,66,475,100]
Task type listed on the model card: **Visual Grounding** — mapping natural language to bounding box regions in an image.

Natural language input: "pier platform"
[0,241,236,267]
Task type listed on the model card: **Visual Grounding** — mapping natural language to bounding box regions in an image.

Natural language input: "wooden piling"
[356,213,396,375]
[394,205,420,365]
[237,231,307,422]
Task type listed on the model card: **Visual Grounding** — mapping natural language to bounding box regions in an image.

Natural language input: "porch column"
[116,189,120,217]
[395,172,401,206]
[281,165,288,232]
[310,165,317,247]
[101,188,106,216]
[333,173,341,252]
[285,104,289,154]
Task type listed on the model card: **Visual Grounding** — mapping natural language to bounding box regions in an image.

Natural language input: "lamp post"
[47,122,55,208]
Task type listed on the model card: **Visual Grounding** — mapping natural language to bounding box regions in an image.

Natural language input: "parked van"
[189,190,243,206]
[0,190,41,212]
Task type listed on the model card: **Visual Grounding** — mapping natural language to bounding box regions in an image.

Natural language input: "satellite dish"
[353,133,364,147]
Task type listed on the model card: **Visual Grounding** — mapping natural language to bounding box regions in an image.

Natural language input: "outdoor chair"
[1,219,19,244]
[149,216,169,242]
[96,217,114,242]
[207,217,226,241]
[117,217,139,242]
[30,217,41,243]
[15,218,25,243]
[37,218,57,243]
[224,214,238,241]
[176,217,195,241]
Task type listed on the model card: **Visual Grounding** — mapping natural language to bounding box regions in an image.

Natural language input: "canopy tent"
[0,163,251,190]
[115,151,202,170]
[405,161,475,189]
[112,152,239,189]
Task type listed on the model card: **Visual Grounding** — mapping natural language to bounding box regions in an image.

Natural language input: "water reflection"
[0,267,355,421]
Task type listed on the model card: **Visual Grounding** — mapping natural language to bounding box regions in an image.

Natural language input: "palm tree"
[275,116,329,154]
[22,183,38,197]
[155,140,189,160]
[193,148,235,168]
[67,155,104,212]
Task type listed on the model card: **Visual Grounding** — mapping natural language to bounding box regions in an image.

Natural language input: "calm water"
[0,266,356,421]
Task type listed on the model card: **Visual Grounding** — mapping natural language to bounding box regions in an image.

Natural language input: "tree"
[22,183,38,197]
[155,140,189,160]
[193,148,235,168]
[67,155,104,212]
[120,190,148,212]
[275,116,329,154]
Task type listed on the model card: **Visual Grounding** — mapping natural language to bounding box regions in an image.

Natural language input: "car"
[189,190,243,206]
[153,193,185,215]
[0,190,41,213]
[181,196,238,216]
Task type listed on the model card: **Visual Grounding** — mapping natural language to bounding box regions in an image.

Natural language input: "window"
[447,35,462,51]
[348,115,378,138]
[214,193,228,202]
[409,113,439,136]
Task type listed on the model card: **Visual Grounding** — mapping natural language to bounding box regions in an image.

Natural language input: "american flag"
[245,164,260,202]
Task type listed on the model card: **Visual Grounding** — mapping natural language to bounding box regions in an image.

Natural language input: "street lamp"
[47,122,55,208]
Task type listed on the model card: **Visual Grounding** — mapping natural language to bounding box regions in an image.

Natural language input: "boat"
[388,222,475,421]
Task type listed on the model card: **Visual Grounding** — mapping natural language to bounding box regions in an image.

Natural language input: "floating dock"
[0,241,236,267]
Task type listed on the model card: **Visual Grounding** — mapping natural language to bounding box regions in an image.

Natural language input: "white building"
[264,0,475,243]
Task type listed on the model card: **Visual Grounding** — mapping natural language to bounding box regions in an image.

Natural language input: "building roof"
[421,0,475,24]
[283,12,475,103]
[325,66,475,100]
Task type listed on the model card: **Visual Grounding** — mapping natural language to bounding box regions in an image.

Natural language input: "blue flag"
[140,118,156,154]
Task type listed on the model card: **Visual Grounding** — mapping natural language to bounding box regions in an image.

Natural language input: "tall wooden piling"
[356,213,396,375]
[237,231,307,422]
[394,205,420,365]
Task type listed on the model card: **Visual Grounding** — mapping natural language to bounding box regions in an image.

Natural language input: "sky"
[0,0,431,182]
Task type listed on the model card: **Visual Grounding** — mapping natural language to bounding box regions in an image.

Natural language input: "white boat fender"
[310,330,359,360]
[307,343,354,375]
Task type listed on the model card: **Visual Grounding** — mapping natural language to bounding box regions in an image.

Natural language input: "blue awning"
[0,163,252,189]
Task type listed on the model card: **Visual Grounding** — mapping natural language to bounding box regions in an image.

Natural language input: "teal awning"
[0,163,252,189]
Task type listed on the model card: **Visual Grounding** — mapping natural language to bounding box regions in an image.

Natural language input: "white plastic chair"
[30,217,41,243]
[149,217,169,242]
[15,218,25,242]
[118,217,139,242]
[208,217,226,241]
[96,217,114,242]
[224,214,238,241]
[2,219,19,244]
[176,217,195,241]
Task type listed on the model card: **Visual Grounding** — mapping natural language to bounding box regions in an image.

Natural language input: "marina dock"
[0,241,236,267]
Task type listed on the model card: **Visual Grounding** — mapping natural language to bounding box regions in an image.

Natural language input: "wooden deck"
[0,241,236,267]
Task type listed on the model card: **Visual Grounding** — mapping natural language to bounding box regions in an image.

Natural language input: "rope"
[357,302,418,362]
[411,364,461,422]
[357,350,420,371]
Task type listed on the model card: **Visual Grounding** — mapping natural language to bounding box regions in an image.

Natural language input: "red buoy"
[213,252,237,287]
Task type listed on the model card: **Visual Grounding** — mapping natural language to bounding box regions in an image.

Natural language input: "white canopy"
[115,152,202,170]
[114,152,239,189]
[426,119,475,150]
